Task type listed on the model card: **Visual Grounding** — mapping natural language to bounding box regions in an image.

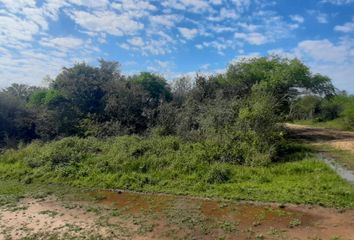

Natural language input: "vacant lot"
[1,188,354,240]
[1,125,354,239]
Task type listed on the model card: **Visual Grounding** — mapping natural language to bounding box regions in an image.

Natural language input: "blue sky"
[1,0,354,92]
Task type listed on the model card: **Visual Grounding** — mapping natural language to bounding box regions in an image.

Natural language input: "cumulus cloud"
[162,0,211,12]
[290,14,304,23]
[0,0,352,93]
[292,38,354,92]
[334,17,354,33]
[234,32,267,45]
[68,0,109,8]
[67,10,144,36]
[40,37,85,49]
[178,27,198,39]
[296,39,350,63]
[127,37,144,47]
[150,14,182,28]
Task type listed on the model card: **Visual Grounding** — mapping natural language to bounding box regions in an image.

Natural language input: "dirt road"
[287,123,354,154]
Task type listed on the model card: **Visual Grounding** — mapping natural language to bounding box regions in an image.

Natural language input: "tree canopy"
[0,56,337,164]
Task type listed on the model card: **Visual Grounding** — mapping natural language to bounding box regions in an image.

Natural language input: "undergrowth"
[0,136,354,208]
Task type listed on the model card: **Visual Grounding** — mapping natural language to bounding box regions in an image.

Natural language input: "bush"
[206,164,232,184]
[24,137,103,168]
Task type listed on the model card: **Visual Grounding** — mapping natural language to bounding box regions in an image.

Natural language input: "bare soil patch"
[287,123,354,154]
[1,191,354,240]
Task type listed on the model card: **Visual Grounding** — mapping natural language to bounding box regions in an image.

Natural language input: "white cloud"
[40,37,84,49]
[200,37,243,55]
[290,14,304,23]
[178,27,198,39]
[2,0,351,93]
[307,10,329,24]
[112,0,156,18]
[68,10,144,36]
[127,37,144,46]
[293,38,354,92]
[0,0,36,11]
[296,39,349,63]
[321,0,354,4]
[232,52,261,63]
[334,17,354,33]
[231,0,251,11]
[149,14,182,28]
[68,0,109,8]
[234,32,267,45]
[317,13,328,24]
[210,0,222,5]
[161,0,211,12]
[0,14,39,48]
[0,47,96,88]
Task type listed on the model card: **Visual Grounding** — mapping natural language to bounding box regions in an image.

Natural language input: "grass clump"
[0,135,354,208]
[293,119,354,131]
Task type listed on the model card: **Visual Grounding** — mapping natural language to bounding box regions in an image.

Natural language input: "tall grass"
[0,136,354,208]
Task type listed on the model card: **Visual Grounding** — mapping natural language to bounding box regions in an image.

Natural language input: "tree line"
[0,56,336,165]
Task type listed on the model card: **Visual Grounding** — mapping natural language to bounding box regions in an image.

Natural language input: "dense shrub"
[206,164,232,184]
[291,93,354,130]
[23,137,103,168]
[0,56,339,169]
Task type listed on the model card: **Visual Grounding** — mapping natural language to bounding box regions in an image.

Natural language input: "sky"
[0,0,354,92]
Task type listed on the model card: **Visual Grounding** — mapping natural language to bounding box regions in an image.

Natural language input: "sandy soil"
[286,123,354,154]
[1,191,354,240]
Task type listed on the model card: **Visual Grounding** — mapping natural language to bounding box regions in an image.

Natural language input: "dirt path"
[287,123,354,185]
[1,191,354,240]
[286,123,354,154]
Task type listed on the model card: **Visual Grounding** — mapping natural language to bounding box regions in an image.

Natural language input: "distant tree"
[171,76,193,106]
[104,79,149,133]
[132,72,172,105]
[52,61,120,118]
[291,95,322,120]
[223,56,335,115]
[0,88,37,148]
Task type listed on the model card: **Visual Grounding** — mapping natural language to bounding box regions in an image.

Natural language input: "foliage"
[0,137,354,208]
[0,56,338,166]
[291,92,354,130]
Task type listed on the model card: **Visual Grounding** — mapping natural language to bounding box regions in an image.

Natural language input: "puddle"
[318,153,354,186]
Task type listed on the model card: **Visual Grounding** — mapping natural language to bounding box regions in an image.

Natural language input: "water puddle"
[318,153,354,186]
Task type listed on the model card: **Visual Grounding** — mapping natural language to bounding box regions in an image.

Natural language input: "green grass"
[293,119,354,131]
[0,135,354,209]
[311,144,354,170]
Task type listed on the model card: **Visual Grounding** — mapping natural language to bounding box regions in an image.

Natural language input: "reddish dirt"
[88,191,354,239]
[1,191,354,239]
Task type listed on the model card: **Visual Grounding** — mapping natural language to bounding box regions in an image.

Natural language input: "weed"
[289,218,302,228]
[38,210,59,217]
[219,220,238,233]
